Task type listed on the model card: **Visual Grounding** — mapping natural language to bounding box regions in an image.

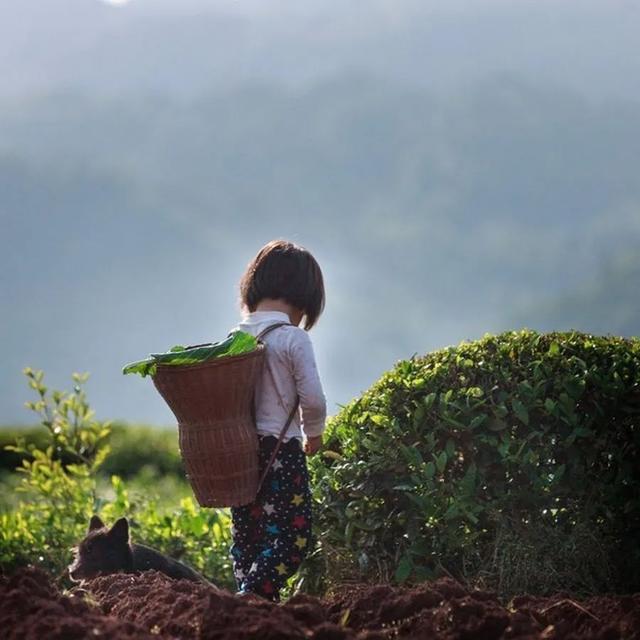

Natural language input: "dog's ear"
[89,515,105,533]
[109,517,130,544]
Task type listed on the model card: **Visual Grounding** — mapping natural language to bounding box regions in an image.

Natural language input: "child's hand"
[304,435,323,456]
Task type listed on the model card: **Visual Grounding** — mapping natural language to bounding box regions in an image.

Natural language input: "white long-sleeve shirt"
[235,310,327,441]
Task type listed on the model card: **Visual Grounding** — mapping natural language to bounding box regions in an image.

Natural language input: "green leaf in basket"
[122,358,157,378]
[122,331,258,378]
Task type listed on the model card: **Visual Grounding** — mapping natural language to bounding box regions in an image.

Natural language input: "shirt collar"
[243,310,291,323]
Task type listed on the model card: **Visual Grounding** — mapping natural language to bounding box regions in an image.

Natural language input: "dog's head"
[68,516,132,582]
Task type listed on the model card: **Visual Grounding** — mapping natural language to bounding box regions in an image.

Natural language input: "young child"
[230,239,327,601]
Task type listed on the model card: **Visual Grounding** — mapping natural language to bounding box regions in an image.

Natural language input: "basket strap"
[254,321,301,496]
[255,322,294,415]
[255,321,292,343]
[186,321,292,350]
[256,395,300,496]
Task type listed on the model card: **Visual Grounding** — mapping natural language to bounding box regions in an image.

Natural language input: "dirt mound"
[0,567,155,639]
[2,567,639,639]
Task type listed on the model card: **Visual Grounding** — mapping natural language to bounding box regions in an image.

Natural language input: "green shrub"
[0,423,184,480]
[0,369,234,589]
[309,330,640,596]
[0,369,111,574]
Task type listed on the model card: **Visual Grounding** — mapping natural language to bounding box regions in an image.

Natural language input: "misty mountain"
[2,72,639,424]
[512,251,640,338]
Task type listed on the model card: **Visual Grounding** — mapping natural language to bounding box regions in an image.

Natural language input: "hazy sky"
[1,0,639,100]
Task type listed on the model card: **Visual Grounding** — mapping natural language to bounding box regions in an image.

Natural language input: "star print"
[275,563,288,576]
[231,547,242,558]
[291,494,304,506]
[271,479,281,491]
[292,515,306,529]
[272,459,283,471]
[266,524,280,535]
[295,536,307,549]
[261,547,273,558]
[263,503,276,515]
[235,568,245,580]
[293,474,302,486]
[250,504,263,519]
[262,580,274,594]
[249,562,258,574]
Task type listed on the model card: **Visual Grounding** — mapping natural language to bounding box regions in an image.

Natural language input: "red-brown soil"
[2,567,639,639]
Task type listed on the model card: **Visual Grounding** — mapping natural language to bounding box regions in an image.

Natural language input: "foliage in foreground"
[309,330,640,597]
[0,369,234,589]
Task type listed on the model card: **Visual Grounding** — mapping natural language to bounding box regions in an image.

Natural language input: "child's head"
[240,240,325,330]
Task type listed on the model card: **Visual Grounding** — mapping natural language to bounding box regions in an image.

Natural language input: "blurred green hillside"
[0,423,187,512]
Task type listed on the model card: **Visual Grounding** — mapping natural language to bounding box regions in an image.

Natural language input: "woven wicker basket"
[152,346,265,508]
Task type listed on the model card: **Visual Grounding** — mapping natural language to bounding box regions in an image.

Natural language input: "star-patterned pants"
[230,435,312,601]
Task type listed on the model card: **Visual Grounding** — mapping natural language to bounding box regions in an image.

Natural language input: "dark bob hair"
[239,240,325,330]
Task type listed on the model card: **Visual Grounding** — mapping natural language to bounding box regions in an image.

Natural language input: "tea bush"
[0,369,234,589]
[309,330,640,596]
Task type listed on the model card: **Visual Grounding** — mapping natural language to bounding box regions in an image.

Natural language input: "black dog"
[68,515,217,588]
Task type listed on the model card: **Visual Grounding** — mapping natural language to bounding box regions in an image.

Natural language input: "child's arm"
[289,330,327,443]
[304,435,323,456]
